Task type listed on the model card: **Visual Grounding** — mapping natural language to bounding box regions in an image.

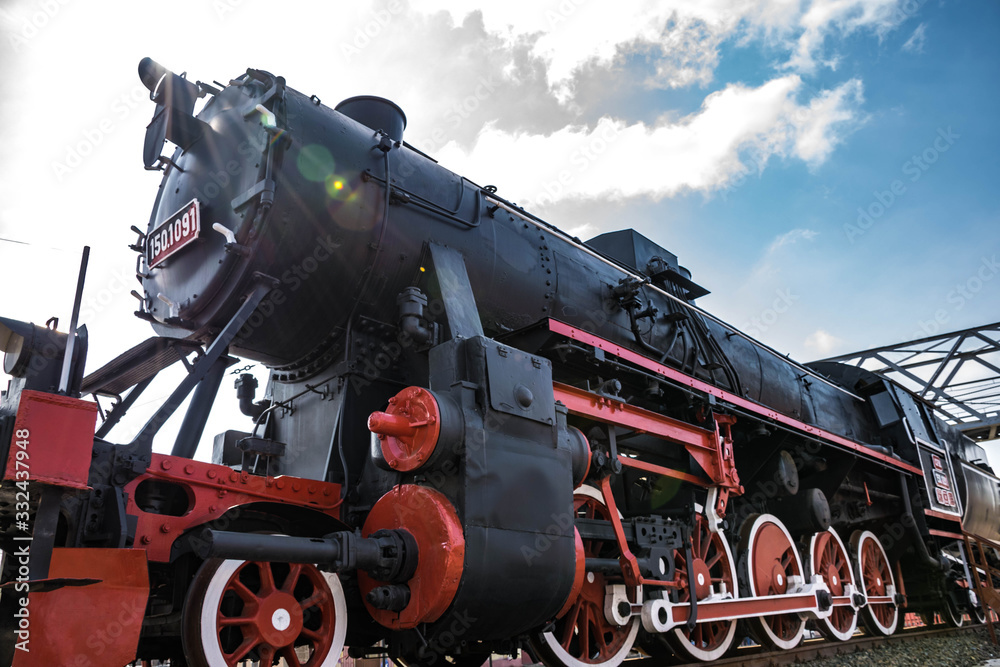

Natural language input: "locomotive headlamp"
[0,316,34,378]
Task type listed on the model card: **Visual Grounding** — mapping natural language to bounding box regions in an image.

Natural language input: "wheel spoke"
[593,611,609,657]
[561,601,581,650]
[258,562,277,596]
[230,577,259,605]
[218,614,256,627]
[298,590,324,611]
[282,563,304,593]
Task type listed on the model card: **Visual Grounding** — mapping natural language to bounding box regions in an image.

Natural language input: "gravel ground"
[805,627,1000,667]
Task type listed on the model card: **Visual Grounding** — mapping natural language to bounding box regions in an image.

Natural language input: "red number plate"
[147,199,201,268]
[935,487,956,507]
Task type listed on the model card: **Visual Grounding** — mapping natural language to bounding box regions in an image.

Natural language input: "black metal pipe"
[585,557,623,574]
[197,529,343,564]
[198,528,418,584]
[235,373,268,419]
[171,355,231,458]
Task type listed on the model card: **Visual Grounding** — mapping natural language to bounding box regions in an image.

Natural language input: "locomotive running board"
[545,319,923,476]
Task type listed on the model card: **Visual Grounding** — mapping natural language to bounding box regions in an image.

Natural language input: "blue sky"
[0,0,996,457]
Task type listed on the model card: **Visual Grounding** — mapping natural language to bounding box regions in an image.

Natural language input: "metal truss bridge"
[816,322,1000,441]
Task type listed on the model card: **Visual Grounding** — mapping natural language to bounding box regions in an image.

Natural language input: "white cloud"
[902,22,927,53]
[436,76,864,206]
[416,0,915,94]
[804,329,845,355]
[785,0,913,73]
[793,78,865,165]
[747,228,820,281]
[768,228,820,252]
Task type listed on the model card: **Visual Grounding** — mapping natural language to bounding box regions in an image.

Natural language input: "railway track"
[651,624,985,667]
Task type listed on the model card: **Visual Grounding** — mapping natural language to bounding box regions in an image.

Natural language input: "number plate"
[147,199,201,268]
[935,487,956,508]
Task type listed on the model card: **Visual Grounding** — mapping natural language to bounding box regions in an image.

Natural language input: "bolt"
[207,469,217,479]
[141,536,151,545]
[185,464,195,475]
[161,460,172,471]
[160,523,171,534]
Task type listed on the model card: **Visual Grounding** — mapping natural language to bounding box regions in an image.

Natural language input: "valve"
[368,387,459,472]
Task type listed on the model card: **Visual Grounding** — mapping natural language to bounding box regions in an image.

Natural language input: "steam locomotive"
[0,58,997,667]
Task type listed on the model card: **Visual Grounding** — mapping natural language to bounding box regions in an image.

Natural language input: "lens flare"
[325,174,350,199]
[297,144,335,182]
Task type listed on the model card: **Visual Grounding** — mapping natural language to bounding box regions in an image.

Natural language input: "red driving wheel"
[739,514,806,649]
[532,486,640,667]
[665,513,738,661]
[182,558,346,667]
[808,528,858,641]
[851,530,899,636]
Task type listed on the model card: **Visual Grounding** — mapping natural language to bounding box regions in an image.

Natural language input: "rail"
[656,623,983,667]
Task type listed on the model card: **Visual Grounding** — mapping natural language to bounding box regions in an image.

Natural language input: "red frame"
[553,382,741,490]
[124,453,343,562]
[547,319,923,476]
